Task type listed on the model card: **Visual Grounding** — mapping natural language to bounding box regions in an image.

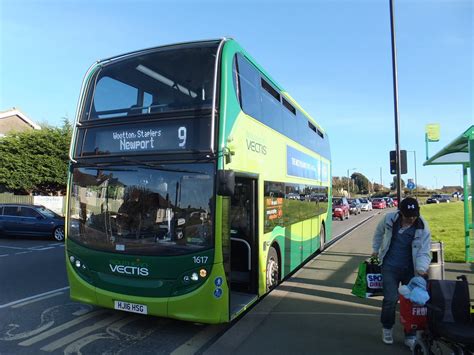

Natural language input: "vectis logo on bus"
[366,273,383,289]
[246,138,267,155]
[109,260,149,277]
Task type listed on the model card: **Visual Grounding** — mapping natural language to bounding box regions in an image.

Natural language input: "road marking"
[72,308,93,316]
[0,286,70,309]
[15,251,31,255]
[12,292,64,309]
[0,254,8,257]
[40,313,125,352]
[62,316,143,354]
[171,325,226,355]
[30,247,55,251]
[19,310,109,347]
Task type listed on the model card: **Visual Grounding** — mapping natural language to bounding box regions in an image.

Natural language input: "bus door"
[229,176,258,317]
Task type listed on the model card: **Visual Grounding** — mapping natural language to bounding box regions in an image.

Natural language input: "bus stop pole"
[389,0,402,204]
[469,135,474,262]
[462,165,470,261]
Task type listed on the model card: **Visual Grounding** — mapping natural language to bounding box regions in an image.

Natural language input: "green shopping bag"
[351,257,383,298]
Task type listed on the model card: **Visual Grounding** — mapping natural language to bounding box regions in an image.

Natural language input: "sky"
[0,0,472,190]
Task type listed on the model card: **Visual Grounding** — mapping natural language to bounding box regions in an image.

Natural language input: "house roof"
[0,108,41,130]
[423,125,473,166]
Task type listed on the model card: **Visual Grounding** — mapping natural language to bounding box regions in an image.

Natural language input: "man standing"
[372,197,431,349]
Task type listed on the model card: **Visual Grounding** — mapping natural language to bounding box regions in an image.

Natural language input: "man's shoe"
[404,336,416,350]
[382,328,393,344]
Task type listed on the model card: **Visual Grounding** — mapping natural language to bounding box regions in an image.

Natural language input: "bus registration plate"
[114,300,148,315]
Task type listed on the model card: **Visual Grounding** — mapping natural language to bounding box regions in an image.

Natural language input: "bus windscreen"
[68,163,214,256]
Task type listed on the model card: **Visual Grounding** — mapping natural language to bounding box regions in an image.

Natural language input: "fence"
[0,193,65,216]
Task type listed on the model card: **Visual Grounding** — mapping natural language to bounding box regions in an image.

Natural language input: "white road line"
[40,313,125,352]
[19,310,109,347]
[12,292,64,309]
[72,308,93,316]
[31,247,55,251]
[0,286,70,309]
[0,254,8,257]
[15,251,32,255]
[171,325,226,355]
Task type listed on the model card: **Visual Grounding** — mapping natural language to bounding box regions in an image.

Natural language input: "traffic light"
[390,150,407,174]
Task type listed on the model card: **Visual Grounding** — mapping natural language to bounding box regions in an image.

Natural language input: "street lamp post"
[347,168,357,196]
[407,150,418,198]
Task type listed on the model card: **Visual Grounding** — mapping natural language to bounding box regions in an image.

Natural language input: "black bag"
[352,257,383,298]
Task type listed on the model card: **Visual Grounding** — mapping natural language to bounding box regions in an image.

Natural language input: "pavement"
[205,211,474,355]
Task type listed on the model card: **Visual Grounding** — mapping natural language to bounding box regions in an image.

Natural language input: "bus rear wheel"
[319,225,326,252]
[266,246,280,292]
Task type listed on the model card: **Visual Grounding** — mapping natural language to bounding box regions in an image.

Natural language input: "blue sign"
[287,146,320,180]
[214,277,223,287]
[213,288,223,299]
[407,181,416,190]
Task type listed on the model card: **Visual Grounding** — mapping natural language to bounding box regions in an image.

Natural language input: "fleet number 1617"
[193,256,208,264]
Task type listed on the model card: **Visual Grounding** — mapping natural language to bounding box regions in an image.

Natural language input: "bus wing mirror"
[217,170,235,196]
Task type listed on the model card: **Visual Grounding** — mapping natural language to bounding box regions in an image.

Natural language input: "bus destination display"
[78,118,211,157]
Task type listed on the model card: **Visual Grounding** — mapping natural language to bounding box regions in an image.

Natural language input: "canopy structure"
[424,125,473,262]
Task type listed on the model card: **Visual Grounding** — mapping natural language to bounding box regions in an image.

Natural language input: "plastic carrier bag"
[351,257,383,298]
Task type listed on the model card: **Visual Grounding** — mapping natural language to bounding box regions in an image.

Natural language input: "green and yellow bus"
[66,38,331,323]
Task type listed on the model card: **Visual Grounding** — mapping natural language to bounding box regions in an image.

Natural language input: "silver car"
[359,198,372,211]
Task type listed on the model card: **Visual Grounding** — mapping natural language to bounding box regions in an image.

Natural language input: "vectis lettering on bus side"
[246,139,267,155]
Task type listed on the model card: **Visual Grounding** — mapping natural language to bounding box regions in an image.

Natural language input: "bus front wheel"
[266,246,280,292]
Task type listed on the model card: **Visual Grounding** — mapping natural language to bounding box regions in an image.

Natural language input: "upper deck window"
[82,43,219,121]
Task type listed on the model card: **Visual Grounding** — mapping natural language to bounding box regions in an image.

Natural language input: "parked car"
[348,198,362,215]
[332,197,350,221]
[372,198,387,209]
[0,204,65,241]
[426,196,440,204]
[359,198,372,211]
[427,194,451,204]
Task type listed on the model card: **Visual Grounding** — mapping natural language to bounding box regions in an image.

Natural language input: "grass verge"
[421,202,472,262]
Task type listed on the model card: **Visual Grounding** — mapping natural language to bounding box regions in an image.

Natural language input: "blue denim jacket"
[372,212,432,273]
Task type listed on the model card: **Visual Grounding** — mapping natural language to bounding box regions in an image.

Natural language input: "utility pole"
[347,168,357,196]
[389,0,402,206]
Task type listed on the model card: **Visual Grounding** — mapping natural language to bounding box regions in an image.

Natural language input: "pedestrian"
[371,197,431,349]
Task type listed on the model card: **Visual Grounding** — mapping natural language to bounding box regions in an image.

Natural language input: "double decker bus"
[66,38,331,323]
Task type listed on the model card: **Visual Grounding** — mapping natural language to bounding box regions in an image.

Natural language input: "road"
[0,208,385,354]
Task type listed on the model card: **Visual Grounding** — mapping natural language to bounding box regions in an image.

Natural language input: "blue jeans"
[381,265,414,332]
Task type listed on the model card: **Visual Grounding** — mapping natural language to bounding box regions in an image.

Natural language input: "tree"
[390,176,406,191]
[351,172,370,194]
[0,121,72,195]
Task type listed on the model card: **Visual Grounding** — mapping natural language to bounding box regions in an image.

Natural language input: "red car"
[392,198,398,207]
[371,198,387,209]
[332,197,350,220]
